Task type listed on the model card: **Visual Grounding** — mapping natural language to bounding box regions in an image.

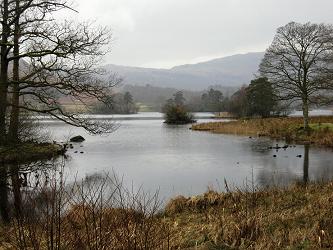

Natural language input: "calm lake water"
[43,112,333,200]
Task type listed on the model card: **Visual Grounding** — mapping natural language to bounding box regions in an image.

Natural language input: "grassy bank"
[1,181,333,249]
[164,182,333,249]
[192,116,333,147]
[0,142,65,163]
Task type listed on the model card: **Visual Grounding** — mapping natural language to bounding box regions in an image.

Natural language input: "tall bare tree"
[0,0,121,144]
[259,22,333,130]
[0,0,11,144]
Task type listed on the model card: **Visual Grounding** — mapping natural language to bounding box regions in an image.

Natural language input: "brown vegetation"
[0,172,171,249]
[1,169,333,249]
[164,182,333,249]
[192,116,333,147]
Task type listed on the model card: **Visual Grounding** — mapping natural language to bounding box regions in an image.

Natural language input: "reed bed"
[192,116,333,147]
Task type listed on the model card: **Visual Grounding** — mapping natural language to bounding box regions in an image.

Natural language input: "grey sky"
[70,0,333,68]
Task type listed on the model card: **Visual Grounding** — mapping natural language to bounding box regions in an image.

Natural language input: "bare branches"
[260,22,333,128]
[0,0,120,141]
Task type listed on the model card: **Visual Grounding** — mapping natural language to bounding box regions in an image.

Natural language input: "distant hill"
[103,52,264,90]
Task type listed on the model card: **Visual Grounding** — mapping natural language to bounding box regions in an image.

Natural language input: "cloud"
[108,7,136,32]
[71,0,333,68]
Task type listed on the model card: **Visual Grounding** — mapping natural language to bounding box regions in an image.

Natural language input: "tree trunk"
[8,0,21,144]
[302,99,309,131]
[0,0,10,145]
[0,165,9,223]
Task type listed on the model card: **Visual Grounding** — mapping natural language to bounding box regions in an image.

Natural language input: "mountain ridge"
[103,52,265,90]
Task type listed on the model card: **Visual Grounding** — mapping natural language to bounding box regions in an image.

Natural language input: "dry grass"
[2,177,333,249]
[0,171,171,250]
[192,116,333,147]
[2,162,333,249]
[164,182,333,249]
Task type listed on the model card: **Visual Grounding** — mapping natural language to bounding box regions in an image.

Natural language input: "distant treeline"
[122,84,239,112]
[93,92,139,114]
[94,79,295,118]
[160,77,291,118]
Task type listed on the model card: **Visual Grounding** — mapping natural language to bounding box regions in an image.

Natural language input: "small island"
[163,91,196,124]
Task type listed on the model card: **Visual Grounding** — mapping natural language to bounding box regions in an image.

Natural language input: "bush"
[164,105,195,124]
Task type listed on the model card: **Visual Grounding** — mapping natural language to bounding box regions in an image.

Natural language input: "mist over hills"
[103,52,264,90]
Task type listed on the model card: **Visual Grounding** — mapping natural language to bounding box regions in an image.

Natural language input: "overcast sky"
[70,0,333,69]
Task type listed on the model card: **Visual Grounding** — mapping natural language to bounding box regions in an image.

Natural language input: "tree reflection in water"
[0,158,169,249]
[0,159,63,224]
[256,143,333,188]
[303,144,309,184]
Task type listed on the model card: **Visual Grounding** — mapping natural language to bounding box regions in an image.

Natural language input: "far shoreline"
[192,116,333,147]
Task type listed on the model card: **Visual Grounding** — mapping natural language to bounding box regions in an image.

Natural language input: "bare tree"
[10,19,121,135]
[259,22,333,130]
[0,0,121,144]
[0,0,11,144]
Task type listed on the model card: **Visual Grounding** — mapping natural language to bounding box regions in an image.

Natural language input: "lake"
[44,112,333,201]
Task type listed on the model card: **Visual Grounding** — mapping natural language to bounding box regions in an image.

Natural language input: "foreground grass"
[192,116,333,147]
[165,182,333,249]
[2,181,333,249]
[0,142,64,163]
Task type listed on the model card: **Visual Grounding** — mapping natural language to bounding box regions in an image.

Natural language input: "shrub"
[164,105,195,125]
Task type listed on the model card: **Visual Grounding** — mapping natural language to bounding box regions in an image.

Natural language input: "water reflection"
[0,140,332,223]
[303,144,309,184]
[1,113,333,221]
[44,117,333,199]
[0,160,62,223]
[255,143,333,188]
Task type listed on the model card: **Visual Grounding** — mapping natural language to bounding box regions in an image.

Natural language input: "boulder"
[70,135,85,142]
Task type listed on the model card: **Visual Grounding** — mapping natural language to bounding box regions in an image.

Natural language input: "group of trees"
[93,91,138,114]
[218,22,333,124]
[226,78,279,118]
[159,84,277,118]
[184,88,227,112]
[0,0,119,146]
[200,88,225,112]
